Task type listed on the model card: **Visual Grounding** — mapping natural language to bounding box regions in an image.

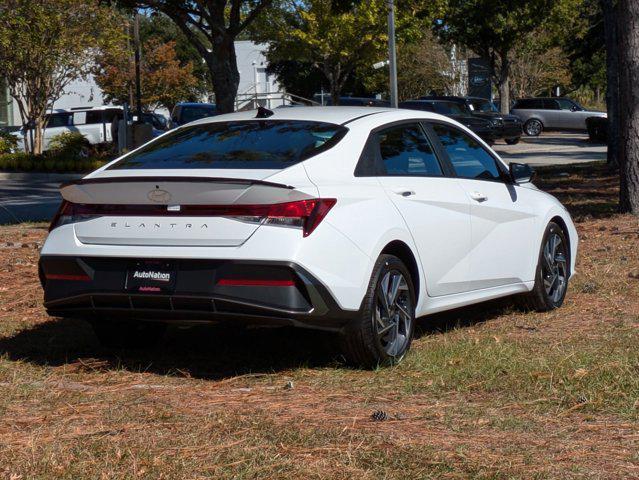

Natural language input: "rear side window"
[377,124,443,177]
[431,124,502,181]
[109,120,348,170]
[46,113,72,128]
[514,99,543,109]
[542,99,560,110]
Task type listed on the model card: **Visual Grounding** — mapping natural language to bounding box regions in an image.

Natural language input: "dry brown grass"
[1,163,638,479]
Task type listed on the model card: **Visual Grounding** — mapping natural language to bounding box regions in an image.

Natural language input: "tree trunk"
[601,0,620,169]
[618,0,639,213]
[498,54,510,114]
[33,119,44,155]
[205,35,240,114]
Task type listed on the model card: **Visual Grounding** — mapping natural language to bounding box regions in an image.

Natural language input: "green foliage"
[0,0,124,154]
[0,151,106,173]
[47,132,91,159]
[0,130,19,154]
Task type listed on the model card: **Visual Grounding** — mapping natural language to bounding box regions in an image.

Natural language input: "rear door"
[541,99,562,129]
[374,122,472,296]
[429,123,537,290]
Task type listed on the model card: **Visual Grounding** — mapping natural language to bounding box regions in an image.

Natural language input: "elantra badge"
[147,188,172,203]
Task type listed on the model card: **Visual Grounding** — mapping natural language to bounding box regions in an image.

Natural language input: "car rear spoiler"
[59,176,301,206]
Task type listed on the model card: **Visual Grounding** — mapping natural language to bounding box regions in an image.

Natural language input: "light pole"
[387,0,398,108]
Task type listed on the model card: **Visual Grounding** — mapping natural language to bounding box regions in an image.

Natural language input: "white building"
[1,41,282,128]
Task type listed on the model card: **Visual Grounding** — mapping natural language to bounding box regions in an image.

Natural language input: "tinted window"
[86,111,105,124]
[399,102,435,112]
[180,105,217,124]
[46,113,71,128]
[432,102,468,115]
[109,120,347,170]
[432,124,502,181]
[514,99,543,109]
[468,99,498,113]
[542,99,560,110]
[377,124,442,177]
[556,98,578,110]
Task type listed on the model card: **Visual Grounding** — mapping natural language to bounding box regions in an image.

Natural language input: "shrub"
[0,151,108,172]
[48,131,91,158]
[0,130,20,154]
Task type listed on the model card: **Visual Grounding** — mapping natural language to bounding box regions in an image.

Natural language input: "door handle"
[392,188,415,197]
[469,191,488,202]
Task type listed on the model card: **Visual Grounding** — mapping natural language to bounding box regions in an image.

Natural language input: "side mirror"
[570,105,579,112]
[509,162,534,184]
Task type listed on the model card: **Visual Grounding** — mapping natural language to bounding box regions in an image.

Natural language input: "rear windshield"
[432,102,468,115]
[180,105,217,124]
[109,120,348,170]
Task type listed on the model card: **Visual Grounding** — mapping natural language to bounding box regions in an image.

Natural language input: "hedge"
[0,152,108,173]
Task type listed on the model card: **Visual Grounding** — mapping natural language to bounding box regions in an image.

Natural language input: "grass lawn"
[0,162,638,479]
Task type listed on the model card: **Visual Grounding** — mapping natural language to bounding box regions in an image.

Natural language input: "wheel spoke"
[388,273,401,306]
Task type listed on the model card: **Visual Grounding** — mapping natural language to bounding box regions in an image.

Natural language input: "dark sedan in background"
[421,96,522,144]
[399,99,499,144]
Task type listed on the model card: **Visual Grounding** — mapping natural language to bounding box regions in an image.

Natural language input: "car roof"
[176,102,216,107]
[187,106,394,126]
[184,106,457,128]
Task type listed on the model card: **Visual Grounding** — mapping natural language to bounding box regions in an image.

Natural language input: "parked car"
[170,102,218,127]
[40,106,577,367]
[314,95,390,107]
[14,106,122,152]
[421,96,522,145]
[585,116,608,143]
[510,97,607,136]
[399,99,498,143]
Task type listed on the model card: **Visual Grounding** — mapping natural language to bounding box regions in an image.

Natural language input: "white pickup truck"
[13,106,123,152]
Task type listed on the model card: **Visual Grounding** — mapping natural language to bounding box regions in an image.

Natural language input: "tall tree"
[0,0,121,154]
[253,0,389,105]
[601,0,619,168]
[617,0,639,213]
[434,0,576,113]
[115,0,274,113]
[95,37,200,112]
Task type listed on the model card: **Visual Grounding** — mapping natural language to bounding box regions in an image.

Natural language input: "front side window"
[431,124,502,181]
[109,120,347,170]
[468,99,498,113]
[377,124,443,177]
[556,98,581,111]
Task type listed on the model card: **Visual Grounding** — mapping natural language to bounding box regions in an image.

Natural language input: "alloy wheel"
[542,233,568,304]
[525,119,542,136]
[374,270,413,357]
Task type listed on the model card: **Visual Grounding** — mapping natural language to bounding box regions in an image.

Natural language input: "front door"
[374,122,472,296]
[429,123,537,291]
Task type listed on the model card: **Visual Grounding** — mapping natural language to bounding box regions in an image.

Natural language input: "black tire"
[340,254,416,368]
[90,319,166,349]
[524,119,543,136]
[505,137,521,145]
[522,222,570,311]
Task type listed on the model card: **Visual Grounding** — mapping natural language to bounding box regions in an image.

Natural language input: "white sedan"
[39,106,577,367]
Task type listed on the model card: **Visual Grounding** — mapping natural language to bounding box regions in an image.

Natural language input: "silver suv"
[511,97,607,136]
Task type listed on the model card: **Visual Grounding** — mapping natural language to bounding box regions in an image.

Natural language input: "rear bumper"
[39,256,359,331]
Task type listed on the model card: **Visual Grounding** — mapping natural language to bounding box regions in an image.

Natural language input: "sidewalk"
[0,172,82,224]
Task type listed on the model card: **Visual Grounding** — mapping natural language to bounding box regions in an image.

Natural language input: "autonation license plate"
[126,260,176,293]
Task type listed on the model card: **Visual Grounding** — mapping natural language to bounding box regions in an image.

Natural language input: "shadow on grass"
[0,299,517,379]
[534,162,619,220]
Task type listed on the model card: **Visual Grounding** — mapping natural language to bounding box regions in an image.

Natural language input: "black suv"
[421,96,522,144]
[399,99,498,143]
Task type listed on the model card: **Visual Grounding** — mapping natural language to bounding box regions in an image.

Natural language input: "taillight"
[48,199,337,237]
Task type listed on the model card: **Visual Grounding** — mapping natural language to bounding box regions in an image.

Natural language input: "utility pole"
[133,13,143,123]
[387,0,398,108]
